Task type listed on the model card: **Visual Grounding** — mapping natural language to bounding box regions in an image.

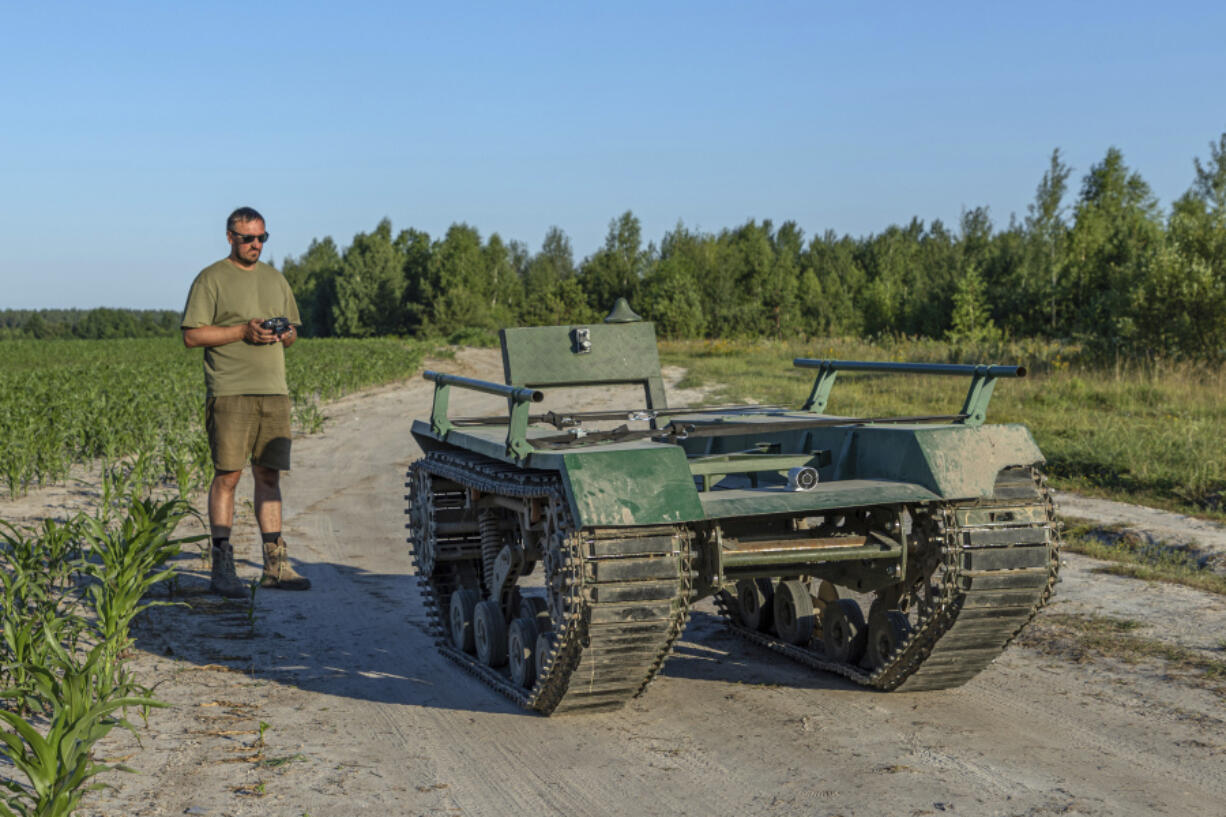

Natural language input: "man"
[181,206,311,597]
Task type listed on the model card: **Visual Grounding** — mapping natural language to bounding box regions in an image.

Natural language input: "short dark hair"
[227,207,265,231]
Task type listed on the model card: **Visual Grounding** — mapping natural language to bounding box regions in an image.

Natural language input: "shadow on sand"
[129,552,862,717]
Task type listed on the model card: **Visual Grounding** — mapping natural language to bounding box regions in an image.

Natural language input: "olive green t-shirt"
[181,258,302,397]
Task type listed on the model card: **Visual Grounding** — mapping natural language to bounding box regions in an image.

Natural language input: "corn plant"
[291,395,325,434]
[78,498,203,656]
[0,523,88,710]
[0,527,53,609]
[0,616,85,718]
[0,445,34,500]
[27,520,83,592]
[0,499,183,816]
[246,578,260,633]
[159,433,211,499]
[0,644,163,817]
[93,453,161,527]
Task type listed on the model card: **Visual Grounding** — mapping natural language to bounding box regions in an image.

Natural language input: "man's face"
[227,219,266,267]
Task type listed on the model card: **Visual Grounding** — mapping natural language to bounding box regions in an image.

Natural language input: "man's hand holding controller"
[243,317,294,344]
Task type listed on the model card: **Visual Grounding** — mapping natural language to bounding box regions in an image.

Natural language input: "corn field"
[0,335,426,814]
[0,336,427,498]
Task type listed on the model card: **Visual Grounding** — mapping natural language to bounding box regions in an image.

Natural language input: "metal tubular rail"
[792,358,1026,426]
[793,360,1025,378]
[424,370,544,403]
[423,370,544,460]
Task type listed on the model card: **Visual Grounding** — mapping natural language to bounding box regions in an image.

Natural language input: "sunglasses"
[230,230,269,244]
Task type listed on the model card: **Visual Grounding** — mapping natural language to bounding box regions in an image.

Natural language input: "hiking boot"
[261,537,311,590]
[210,545,247,598]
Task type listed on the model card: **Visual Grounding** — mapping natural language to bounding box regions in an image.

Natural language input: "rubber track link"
[715,467,1060,691]
[407,451,692,715]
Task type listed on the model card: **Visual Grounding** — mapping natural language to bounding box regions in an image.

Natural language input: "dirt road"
[6,349,1225,817]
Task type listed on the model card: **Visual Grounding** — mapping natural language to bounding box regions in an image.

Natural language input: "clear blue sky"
[3,1,1223,310]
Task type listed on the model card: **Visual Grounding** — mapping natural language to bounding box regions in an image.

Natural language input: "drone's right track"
[408,451,692,715]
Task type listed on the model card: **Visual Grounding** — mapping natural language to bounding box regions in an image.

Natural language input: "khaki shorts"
[205,395,292,472]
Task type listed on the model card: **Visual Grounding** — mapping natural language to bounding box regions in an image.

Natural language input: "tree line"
[0,309,181,340]
[9,136,1225,360]
[281,135,1226,361]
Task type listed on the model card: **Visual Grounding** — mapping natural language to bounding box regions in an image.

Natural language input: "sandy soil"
[3,348,1225,817]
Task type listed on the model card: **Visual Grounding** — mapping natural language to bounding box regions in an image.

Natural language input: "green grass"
[659,337,1226,517]
[1060,520,1226,596]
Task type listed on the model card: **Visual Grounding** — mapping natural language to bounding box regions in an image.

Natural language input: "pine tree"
[947,264,1001,346]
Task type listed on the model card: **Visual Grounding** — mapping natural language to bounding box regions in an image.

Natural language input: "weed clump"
[1019,613,1226,690]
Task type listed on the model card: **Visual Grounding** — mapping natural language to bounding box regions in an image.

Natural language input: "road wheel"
[736,578,775,632]
[508,617,539,688]
[773,579,815,645]
[449,588,480,653]
[867,610,911,669]
[519,596,551,632]
[822,598,867,664]
[474,600,509,667]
